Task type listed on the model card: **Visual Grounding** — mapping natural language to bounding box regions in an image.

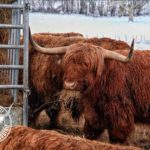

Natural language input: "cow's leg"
[45,95,61,129]
[83,101,105,140]
[106,100,134,143]
[28,88,44,127]
[46,103,60,129]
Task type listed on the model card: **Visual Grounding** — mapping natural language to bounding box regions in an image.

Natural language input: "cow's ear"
[95,50,104,81]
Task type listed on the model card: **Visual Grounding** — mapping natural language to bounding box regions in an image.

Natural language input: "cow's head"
[62,42,134,93]
[29,28,134,93]
[62,44,104,92]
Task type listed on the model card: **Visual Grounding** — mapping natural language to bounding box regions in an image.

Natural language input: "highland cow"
[61,43,150,143]
[30,35,149,143]
[26,30,131,127]
[0,126,141,150]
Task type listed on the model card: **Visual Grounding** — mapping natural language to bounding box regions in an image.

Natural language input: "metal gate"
[0,0,29,126]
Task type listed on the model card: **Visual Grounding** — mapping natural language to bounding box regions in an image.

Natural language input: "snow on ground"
[29,13,150,50]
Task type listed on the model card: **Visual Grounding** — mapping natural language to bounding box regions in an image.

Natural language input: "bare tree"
[70,0,74,13]
[30,0,150,18]
[79,0,87,14]
[97,0,104,16]
[118,0,150,21]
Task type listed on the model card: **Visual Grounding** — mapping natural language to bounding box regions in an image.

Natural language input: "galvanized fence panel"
[0,0,29,126]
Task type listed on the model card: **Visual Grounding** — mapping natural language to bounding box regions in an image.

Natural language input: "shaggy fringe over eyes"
[63,43,104,77]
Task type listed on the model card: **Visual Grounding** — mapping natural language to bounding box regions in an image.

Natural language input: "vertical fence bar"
[9,8,15,96]
[11,3,16,101]
[23,1,29,126]
[13,0,21,103]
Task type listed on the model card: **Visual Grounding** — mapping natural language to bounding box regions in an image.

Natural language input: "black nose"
[82,80,88,91]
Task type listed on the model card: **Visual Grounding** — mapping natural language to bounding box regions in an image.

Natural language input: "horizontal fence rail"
[0,44,24,49]
[0,24,24,29]
[0,65,24,69]
[0,85,24,89]
[0,4,23,9]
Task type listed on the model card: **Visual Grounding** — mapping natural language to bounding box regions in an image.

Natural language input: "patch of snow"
[29,13,150,50]
[0,117,4,123]
[53,2,61,9]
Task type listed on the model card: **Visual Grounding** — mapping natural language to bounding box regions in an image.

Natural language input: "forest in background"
[30,0,150,19]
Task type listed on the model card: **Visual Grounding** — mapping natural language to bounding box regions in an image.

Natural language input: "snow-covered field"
[29,13,150,50]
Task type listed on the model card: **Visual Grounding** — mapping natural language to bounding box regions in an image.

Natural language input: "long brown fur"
[36,32,83,37]
[62,43,150,142]
[0,51,9,86]
[0,126,141,150]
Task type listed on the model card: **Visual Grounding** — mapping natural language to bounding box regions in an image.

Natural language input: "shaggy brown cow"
[0,126,141,150]
[26,30,131,127]
[61,44,150,143]
[31,35,150,143]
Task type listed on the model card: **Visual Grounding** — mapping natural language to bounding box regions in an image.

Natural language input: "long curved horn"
[29,27,69,54]
[103,39,134,62]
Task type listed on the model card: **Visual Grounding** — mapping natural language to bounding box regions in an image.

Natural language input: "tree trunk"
[128,6,134,22]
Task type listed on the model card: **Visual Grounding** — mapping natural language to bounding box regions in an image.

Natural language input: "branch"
[134,1,148,9]
[120,5,128,12]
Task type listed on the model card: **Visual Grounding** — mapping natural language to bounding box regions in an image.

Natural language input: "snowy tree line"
[30,0,150,18]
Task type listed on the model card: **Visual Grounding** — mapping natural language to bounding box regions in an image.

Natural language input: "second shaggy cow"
[0,126,141,150]
[61,43,150,142]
